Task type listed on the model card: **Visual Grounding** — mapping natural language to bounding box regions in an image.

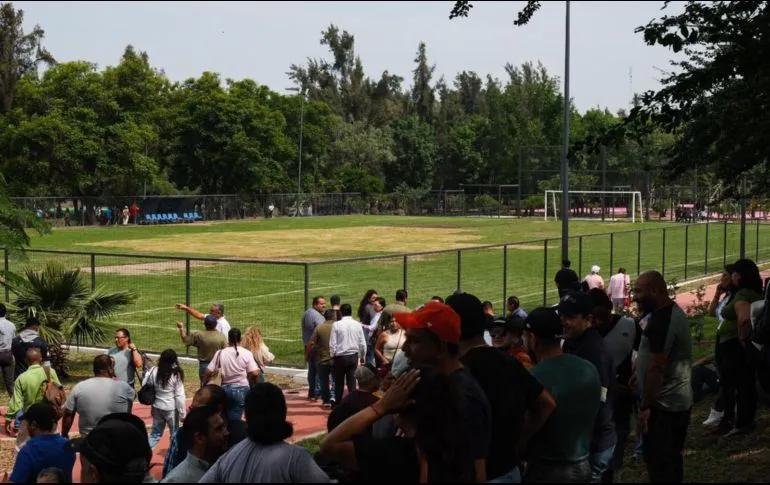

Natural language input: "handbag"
[41,366,66,418]
[138,367,156,406]
[208,350,224,387]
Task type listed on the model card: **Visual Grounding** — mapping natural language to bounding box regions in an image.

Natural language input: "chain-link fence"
[4,221,770,366]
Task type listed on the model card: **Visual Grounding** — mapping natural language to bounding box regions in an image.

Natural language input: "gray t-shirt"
[107,348,137,387]
[302,308,325,346]
[0,317,15,352]
[64,377,136,436]
[199,439,330,483]
[603,316,637,373]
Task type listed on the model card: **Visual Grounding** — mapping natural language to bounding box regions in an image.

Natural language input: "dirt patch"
[78,226,485,260]
[80,260,224,276]
[508,244,550,251]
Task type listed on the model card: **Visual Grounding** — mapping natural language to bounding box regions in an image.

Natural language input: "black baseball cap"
[204,314,218,328]
[20,404,57,430]
[557,290,594,317]
[66,413,151,480]
[445,292,487,340]
[524,308,564,339]
[490,315,526,333]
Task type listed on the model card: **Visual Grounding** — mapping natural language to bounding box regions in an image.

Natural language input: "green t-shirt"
[529,353,600,464]
[184,330,227,362]
[636,303,693,412]
[719,288,763,342]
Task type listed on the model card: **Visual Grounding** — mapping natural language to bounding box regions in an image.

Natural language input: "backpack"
[138,367,156,406]
[751,278,770,346]
[41,366,66,418]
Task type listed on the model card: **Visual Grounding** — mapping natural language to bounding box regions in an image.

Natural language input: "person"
[558,290,617,482]
[162,385,248,479]
[68,413,153,483]
[205,329,260,422]
[144,349,187,449]
[36,467,67,483]
[176,302,230,336]
[716,259,763,437]
[482,301,496,346]
[302,296,326,401]
[380,289,410,333]
[585,265,605,291]
[106,328,144,389]
[241,326,274,384]
[430,296,445,304]
[357,290,379,333]
[161,406,229,483]
[320,368,475,483]
[395,301,491,482]
[633,270,693,483]
[0,304,16,397]
[176,315,227,386]
[5,349,61,441]
[522,307,601,483]
[482,300,495,318]
[489,316,533,370]
[61,355,135,482]
[586,288,640,483]
[374,315,405,370]
[692,354,720,401]
[9,404,75,483]
[330,295,342,320]
[703,265,734,427]
[267,203,275,219]
[506,295,528,320]
[306,309,338,408]
[364,297,385,366]
[448,292,556,483]
[199,383,330,482]
[330,304,367,405]
[555,259,580,298]
[12,315,49,378]
[129,202,139,224]
[608,267,631,312]
[327,363,381,433]
[121,205,130,225]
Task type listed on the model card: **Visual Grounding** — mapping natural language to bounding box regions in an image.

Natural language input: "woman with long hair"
[320,368,474,483]
[242,326,275,384]
[702,264,735,427]
[717,259,764,437]
[374,315,405,370]
[199,383,330,482]
[143,349,186,449]
[357,289,379,326]
[204,328,261,422]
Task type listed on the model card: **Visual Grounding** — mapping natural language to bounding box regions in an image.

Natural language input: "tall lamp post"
[287,87,305,216]
[561,0,571,262]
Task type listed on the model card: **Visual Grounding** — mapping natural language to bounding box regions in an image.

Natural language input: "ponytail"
[228,328,242,357]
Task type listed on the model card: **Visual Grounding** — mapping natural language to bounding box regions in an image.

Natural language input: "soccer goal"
[544,190,644,223]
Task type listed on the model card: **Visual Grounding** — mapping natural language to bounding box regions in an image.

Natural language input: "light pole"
[561,0,571,262]
[287,87,305,216]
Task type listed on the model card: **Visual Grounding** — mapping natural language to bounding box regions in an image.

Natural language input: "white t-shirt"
[206,314,231,336]
[608,273,629,299]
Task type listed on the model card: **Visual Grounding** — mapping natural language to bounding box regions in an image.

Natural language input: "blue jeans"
[198,361,209,387]
[307,350,321,398]
[589,445,616,483]
[365,345,376,367]
[318,363,337,404]
[222,384,250,422]
[488,466,521,483]
[149,407,178,449]
[257,372,266,384]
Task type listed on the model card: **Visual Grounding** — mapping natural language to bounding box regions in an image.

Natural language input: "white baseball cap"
[591,265,601,273]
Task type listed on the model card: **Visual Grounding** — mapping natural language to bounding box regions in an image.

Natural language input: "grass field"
[7,216,770,366]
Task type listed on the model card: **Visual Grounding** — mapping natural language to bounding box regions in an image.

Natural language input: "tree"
[0,174,49,252]
[1,262,137,376]
[388,116,437,190]
[0,3,55,114]
[411,42,436,124]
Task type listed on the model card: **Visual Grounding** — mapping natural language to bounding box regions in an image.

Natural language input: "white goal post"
[544,190,644,223]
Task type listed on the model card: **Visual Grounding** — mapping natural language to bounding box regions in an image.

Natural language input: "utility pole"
[561,0,571,262]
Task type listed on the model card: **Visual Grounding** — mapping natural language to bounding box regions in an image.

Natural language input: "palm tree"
[1,262,137,377]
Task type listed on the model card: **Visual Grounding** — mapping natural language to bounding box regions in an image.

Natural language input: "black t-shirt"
[562,327,617,453]
[461,347,543,479]
[555,268,579,289]
[450,367,492,464]
[327,390,379,432]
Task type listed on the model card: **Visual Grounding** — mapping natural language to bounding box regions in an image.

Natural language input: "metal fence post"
[185,259,191,356]
[90,253,96,291]
[578,236,583,276]
[457,250,462,292]
[705,223,710,275]
[757,220,761,262]
[503,245,508,305]
[304,263,310,311]
[662,228,667,278]
[609,233,614,276]
[636,230,641,276]
[684,225,689,281]
[723,220,728,267]
[3,248,8,303]
[543,239,548,306]
[403,255,408,292]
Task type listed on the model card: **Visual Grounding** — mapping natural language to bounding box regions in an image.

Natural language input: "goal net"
[544,190,644,223]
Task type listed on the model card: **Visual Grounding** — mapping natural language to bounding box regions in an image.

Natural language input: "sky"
[14,0,682,114]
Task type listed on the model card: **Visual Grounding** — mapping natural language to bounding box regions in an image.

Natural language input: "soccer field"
[10,216,770,366]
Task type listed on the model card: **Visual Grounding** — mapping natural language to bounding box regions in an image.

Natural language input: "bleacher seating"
[140,212,197,225]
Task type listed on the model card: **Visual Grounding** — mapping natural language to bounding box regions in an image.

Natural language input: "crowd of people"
[0,255,765,483]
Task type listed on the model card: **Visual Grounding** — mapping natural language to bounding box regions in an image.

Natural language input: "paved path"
[0,388,329,482]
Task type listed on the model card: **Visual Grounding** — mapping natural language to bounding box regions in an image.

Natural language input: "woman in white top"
[205,328,260,422]
[374,315,405,369]
[144,349,186,449]
[242,326,275,384]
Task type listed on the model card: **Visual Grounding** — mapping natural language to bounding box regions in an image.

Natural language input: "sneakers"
[322,402,332,409]
[702,408,724,427]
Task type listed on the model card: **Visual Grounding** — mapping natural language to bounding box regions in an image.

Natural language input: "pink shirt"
[584,273,605,290]
[208,346,259,386]
[608,273,630,299]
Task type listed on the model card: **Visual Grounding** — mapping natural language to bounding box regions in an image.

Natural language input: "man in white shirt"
[608,268,631,313]
[329,303,367,405]
[175,302,231,335]
[0,305,15,398]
